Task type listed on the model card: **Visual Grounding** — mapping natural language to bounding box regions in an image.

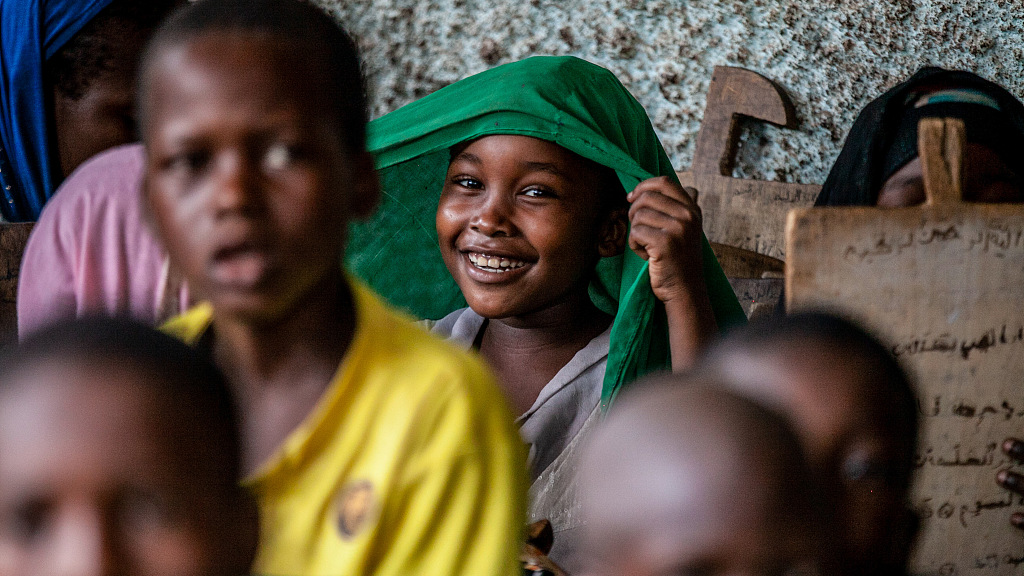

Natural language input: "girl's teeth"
[468,253,526,271]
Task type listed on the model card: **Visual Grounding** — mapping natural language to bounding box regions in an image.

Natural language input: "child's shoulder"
[353,284,489,382]
[161,303,215,345]
[348,283,516,431]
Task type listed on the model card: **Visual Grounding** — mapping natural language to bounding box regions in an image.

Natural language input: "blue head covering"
[0,0,114,222]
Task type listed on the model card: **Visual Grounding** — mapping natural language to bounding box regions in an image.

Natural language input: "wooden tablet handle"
[692,66,796,177]
[918,117,966,206]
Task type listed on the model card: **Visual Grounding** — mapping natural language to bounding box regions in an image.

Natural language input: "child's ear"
[348,151,380,220]
[597,206,628,258]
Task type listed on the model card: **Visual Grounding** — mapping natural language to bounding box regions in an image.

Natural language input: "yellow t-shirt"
[163,281,527,576]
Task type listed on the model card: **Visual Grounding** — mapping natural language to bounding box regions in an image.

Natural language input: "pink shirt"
[17,143,190,337]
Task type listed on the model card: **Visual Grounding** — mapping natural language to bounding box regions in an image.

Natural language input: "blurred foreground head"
[577,379,837,576]
[705,312,919,576]
[0,318,257,576]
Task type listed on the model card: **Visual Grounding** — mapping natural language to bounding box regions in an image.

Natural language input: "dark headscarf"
[0,0,115,222]
[815,67,1024,207]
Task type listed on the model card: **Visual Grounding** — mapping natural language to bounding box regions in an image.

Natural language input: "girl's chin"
[464,298,524,320]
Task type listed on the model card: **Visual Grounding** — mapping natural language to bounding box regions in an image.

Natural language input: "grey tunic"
[429,307,607,573]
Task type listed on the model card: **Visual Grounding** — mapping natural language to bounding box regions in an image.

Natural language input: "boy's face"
[0,360,255,576]
[724,348,913,574]
[143,33,377,322]
[436,135,624,319]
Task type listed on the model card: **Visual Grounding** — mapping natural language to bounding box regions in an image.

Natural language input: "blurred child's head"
[47,0,184,178]
[139,0,378,322]
[0,318,257,576]
[436,134,628,319]
[577,378,834,576]
[705,313,919,576]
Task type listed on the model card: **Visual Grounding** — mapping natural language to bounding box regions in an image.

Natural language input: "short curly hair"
[44,0,183,101]
[139,0,369,153]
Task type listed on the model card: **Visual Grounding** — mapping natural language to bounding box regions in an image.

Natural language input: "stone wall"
[318,0,1024,185]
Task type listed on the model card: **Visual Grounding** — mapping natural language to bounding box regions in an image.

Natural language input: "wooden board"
[711,242,784,279]
[786,118,1024,575]
[679,66,821,260]
[727,277,784,319]
[0,223,32,346]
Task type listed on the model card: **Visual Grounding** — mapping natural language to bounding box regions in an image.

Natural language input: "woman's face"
[877,143,1023,207]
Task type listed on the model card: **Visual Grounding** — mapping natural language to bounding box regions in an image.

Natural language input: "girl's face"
[142,33,377,322]
[435,135,625,320]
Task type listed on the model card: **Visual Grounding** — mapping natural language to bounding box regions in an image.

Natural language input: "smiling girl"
[358,56,746,571]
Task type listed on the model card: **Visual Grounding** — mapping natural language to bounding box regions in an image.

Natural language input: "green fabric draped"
[348,56,745,406]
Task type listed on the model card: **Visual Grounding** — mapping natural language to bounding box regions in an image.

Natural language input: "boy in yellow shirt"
[139,0,527,574]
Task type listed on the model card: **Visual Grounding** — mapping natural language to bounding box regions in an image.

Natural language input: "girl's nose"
[469,192,514,237]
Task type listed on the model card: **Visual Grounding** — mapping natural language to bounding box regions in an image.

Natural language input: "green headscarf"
[349,56,745,405]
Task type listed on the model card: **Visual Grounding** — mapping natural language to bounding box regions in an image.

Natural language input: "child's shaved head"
[2,317,241,479]
[578,378,833,576]
[0,318,256,576]
[138,0,367,151]
[704,312,919,576]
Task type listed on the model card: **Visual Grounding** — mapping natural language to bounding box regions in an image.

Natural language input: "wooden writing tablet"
[786,118,1024,575]
[0,222,32,345]
[679,66,821,261]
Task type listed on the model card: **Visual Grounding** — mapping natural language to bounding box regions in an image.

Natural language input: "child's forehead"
[0,359,174,424]
[155,29,319,76]
[144,33,336,127]
[454,135,608,180]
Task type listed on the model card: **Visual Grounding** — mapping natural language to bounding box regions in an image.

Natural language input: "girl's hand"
[627,177,716,371]
[997,438,1024,529]
[627,176,705,304]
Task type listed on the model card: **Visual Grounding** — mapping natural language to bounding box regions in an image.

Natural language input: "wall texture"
[318,0,1024,186]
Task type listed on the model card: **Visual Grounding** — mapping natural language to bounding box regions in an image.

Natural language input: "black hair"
[45,0,184,101]
[707,312,919,490]
[592,161,629,215]
[0,317,241,483]
[138,0,368,152]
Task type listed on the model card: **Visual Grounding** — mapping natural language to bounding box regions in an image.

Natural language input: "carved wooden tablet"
[679,66,821,261]
[786,118,1024,575]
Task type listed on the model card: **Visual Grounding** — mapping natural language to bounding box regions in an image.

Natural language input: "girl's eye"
[521,187,557,199]
[452,176,482,189]
[264,142,301,171]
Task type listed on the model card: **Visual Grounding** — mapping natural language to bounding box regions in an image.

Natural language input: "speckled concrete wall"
[317,0,1024,186]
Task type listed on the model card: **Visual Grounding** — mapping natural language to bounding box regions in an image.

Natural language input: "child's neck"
[211,269,356,476]
[478,288,611,417]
